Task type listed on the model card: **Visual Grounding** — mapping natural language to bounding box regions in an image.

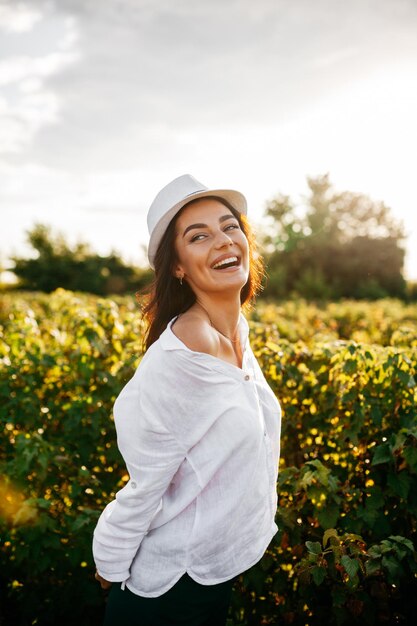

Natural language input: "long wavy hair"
[137,195,265,351]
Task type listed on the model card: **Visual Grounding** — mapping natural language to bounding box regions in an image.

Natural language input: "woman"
[93,174,282,626]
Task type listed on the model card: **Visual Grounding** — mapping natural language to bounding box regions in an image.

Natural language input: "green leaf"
[362,505,379,526]
[387,471,411,500]
[403,446,417,469]
[365,559,382,577]
[306,541,322,555]
[370,404,382,426]
[397,369,412,386]
[345,533,366,543]
[341,555,360,579]
[381,556,400,581]
[318,503,339,529]
[371,443,392,466]
[344,359,357,374]
[365,488,384,510]
[312,566,326,585]
[389,536,414,552]
[323,528,339,548]
[299,469,316,489]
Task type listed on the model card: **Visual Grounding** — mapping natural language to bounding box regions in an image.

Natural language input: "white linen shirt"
[92,313,282,597]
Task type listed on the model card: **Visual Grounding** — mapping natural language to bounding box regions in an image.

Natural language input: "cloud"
[1,0,416,176]
[7,0,414,171]
[2,0,416,169]
[0,88,59,154]
[0,2,43,33]
[0,51,79,87]
[0,7,79,156]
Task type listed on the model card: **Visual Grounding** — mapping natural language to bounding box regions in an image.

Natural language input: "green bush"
[0,291,416,625]
[233,328,417,624]
[251,299,417,347]
[0,290,143,625]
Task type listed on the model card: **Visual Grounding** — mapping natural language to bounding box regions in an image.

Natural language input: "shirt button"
[244,374,250,381]
[131,481,137,489]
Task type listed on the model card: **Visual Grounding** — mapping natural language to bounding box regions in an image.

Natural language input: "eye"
[190,223,240,243]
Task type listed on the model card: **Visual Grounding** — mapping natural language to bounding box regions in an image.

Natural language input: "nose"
[214,229,234,248]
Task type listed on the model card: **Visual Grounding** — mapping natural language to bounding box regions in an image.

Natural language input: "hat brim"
[147,188,247,269]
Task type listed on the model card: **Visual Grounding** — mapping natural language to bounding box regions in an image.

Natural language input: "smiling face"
[173,197,250,298]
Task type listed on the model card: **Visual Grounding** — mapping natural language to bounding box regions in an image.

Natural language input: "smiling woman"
[142,184,264,350]
[92,174,282,626]
[167,197,251,368]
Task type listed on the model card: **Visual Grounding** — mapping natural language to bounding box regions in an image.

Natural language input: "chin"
[214,273,248,290]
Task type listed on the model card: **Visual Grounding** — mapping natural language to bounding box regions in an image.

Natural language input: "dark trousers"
[102,573,235,626]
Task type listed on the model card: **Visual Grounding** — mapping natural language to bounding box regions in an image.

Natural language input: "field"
[1,290,416,625]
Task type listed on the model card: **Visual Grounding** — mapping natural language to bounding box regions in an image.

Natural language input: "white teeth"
[212,256,238,269]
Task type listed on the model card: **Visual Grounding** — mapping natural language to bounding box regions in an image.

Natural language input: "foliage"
[0,291,416,625]
[262,174,407,300]
[0,290,143,625]
[406,281,417,303]
[11,223,152,295]
[251,299,417,347]
[233,323,417,624]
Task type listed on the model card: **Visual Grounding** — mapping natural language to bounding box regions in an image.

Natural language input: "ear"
[173,262,185,280]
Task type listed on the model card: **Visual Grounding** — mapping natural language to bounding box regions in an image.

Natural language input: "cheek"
[177,244,208,272]
[237,232,249,255]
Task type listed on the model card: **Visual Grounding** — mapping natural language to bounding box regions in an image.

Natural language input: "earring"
[179,276,183,286]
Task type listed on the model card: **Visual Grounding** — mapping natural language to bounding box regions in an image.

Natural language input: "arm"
[92,378,187,582]
[92,348,232,582]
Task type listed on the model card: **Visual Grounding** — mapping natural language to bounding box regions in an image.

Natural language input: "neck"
[195,294,241,340]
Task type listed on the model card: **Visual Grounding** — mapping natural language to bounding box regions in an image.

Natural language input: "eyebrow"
[182,214,238,238]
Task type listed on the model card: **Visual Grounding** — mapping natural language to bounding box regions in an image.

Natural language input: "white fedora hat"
[147,174,247,269]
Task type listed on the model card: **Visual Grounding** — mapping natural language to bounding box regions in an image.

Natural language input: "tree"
[261,175,406,300]
[11,224,152,295]
[306,174,404,242]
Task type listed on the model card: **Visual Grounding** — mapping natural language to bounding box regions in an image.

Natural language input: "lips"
[210,252,240,269]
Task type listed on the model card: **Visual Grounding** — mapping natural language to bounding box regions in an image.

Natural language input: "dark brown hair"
[137,195,264,351]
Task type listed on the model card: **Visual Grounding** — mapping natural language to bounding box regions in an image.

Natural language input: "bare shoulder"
[171,311,219,356]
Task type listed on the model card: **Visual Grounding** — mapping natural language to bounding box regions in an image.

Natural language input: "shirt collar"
[160,311,249,352]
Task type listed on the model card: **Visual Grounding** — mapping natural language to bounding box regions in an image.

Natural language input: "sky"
[1,0,416,281]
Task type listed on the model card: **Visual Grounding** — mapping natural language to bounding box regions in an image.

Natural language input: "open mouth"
[211,255,241,270]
